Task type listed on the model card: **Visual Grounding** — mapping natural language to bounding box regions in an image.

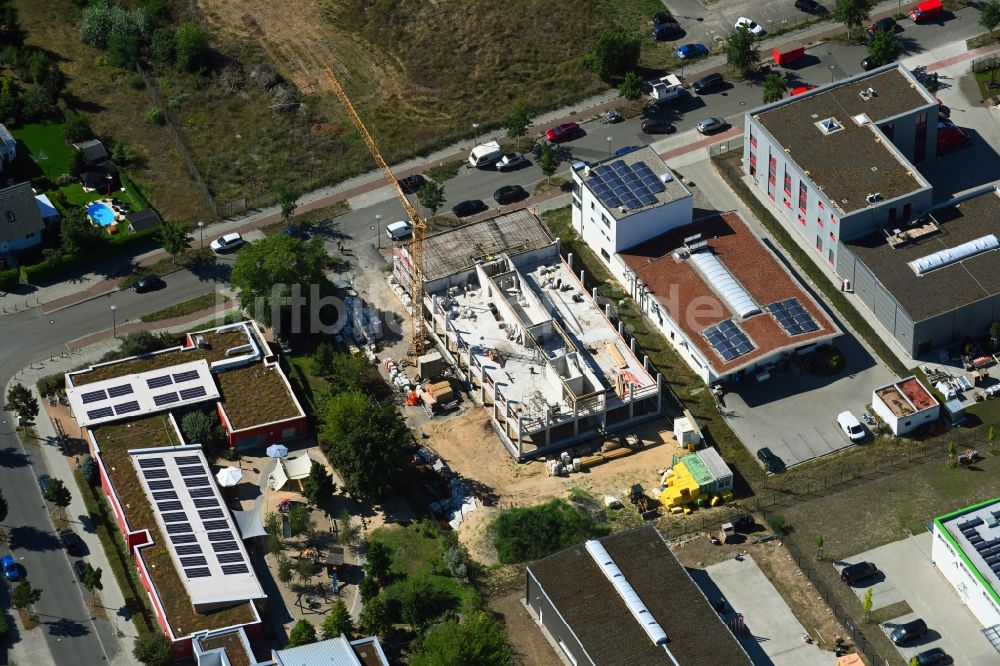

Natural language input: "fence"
[971,52,1000,73]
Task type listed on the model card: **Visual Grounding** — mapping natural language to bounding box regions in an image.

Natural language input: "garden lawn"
[11,121,72,181]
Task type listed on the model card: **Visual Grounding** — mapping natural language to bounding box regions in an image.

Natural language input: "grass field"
[139,293,230,322]
[11,121,73,180]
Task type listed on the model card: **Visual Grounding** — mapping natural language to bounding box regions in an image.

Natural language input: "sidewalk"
[65,300,239,350]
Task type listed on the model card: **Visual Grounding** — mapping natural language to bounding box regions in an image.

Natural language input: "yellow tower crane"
[321,66,427,355]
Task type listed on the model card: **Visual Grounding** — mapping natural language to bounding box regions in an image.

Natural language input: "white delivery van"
[468,140,503,168]
[386,220,413,241]
[837,411,866,442]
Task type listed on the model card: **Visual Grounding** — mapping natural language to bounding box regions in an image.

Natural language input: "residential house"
[0,181,45,254]
[0,123,15,173]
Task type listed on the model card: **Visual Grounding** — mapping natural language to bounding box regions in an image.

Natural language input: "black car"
[652,11,675,25]
[913,648,951,665]
[867,17,897,37]
[452,199,488,218]
[59,530,87,557]
[641,119,676,134]
[282,224,306,238]
[756,447,786,473]
[652,23,684,41]
[890,618,928,645]
[861,57,878,71]
[840,561,878,584]
[132,274,164,293]
[692,72,724,94]
[794,0,825,13]
[398,174,426,194]
[493,185,528,205]
[73,559,87,580]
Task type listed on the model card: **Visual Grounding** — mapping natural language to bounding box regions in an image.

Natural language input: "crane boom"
[321,66,427,354]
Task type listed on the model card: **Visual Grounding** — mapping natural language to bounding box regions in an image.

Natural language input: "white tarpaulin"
[232,507,267,540]
[283,454,313,481]
[269,459,290,491]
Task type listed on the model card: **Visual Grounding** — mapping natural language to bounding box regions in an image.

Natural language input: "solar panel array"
[768,298,820,336]
[585,160,666,211]
[703,319,755,362]
[958,515,1000,580]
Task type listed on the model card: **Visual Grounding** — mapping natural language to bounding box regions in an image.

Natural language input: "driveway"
[691,557,826,665]
[843,532,999,665]
[721,330,895,469]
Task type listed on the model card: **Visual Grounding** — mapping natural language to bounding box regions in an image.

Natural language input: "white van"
[837,411,866,442]
[386,220,413,241]
[468,140,503,168]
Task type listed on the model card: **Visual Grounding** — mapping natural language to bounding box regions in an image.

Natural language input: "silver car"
[697,117,726,134]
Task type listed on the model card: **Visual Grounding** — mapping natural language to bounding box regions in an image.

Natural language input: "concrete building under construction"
[392,210,664,460]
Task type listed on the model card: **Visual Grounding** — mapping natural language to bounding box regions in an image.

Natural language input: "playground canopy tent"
[269,454,313,491]
[232,506,267,540]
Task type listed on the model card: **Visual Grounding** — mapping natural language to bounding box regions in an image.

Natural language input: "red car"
[791,85,815,96]
[546,122,583,142]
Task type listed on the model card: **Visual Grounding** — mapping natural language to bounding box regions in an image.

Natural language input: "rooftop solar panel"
[161,512,188,523]
[202,520,230,531]
[184,476,210,488]
[146,375,173,389]
[152,491,178,501]
[139,457,165,469]
[152,392,180,407]
[106,384,134,398]
[81,389,107,404]
[222,564,249,575]
[189,487,214,498]
[179,386,208,401]
[193,498,220,509]
[185,567,211,579]
[176,456,201,465]
[165,522,193,535]
[170,534,198,544]
[212,541,240,553]
[175,544,203,556]
[157,501,183,512]
[199,509,225,520]
[180,556,208,567]
[114,400,141,416]
[216,552,244,564]
[172,370,199,383]
[143,468,169,480]
[179,465,206,477]
[207,531,233,542]
[703,319,756,363]
[86,406,114,420]
[147,479,173,491]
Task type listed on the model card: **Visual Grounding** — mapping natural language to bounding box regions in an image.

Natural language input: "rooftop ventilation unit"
[661,172,674,184]
[908,234,1000,275]
[815,117,842,135]
[683,233,703,245]
[865,193,882,205]
[686,239,709,252]
[858,87,877,101]
[585,540,668,646]
[852,113,871,126]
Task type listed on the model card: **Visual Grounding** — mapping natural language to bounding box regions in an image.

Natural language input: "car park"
[132,274,164,293]
[640,119,676,134]
[493,185,528,205]
[59,529,87,557]
[652,23,684,41]
[697,117,726,134]
[756,447,786,473]
[495,153,529,171]
[837,411,867,442]
[913,647,950,665]
[1,554,18,582]
[210,232,245,253]
[867,17,897,37]
[546,122,583,143]
[398,174,426,194]
[692,73,724,94]
[386,220,413,241]
[675,43,707,60]
[890,618,928,645]
[794,0,825,13]
[840,561,878,584]
[451,199,488,218]
[735,17,765,36]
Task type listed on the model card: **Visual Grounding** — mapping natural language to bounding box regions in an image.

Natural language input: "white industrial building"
[871,376,940,435]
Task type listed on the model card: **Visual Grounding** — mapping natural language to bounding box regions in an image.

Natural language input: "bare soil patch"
[487,591,558,666]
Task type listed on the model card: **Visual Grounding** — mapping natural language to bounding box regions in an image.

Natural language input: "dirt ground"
[487,592,560,666]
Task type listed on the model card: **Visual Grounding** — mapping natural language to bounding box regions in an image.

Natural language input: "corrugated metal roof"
[274,635,361,666]
[697,447,733,482]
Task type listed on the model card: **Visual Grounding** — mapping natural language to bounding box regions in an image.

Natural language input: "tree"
[359,595,390,637]
[80,455,98,485]
[63,112,92,143]
[179,411,225,457]
[44,478,72,508]
[397,574,458,628]
[984,1,1000,36]
[725,27,760,77]
[297,557,317,587]
[277,554,293,586]
[618,71,643,111]
[133,632,171,666]
[69,146,88,177]
[287,619,317,647]
[0,489,7,522]
[815,534,825,561]
[150,27,175,65]
[866,28,901,68]
[410,612,513,666]
[5,383,38,423]
[502,101,532,148]
[175,21,209,73]
[276,183,299,225]
[312,342,335,376]
[319,390,410,499]
[762,72,787,104]
[358,575,380,602]
[301,462,336,506]
[538,143,558,183]
[264,511,283,555]
[79,3,149,49]
[321,598,354,639]
[417,179,445,217]
[585,29,641,81]
[861,587,873,622]
[336,509,361,546]
[832,0,874,39]
[11,580,41,609]
[58,207,102,255]
[230,234,328,327]
[289,504,314,537]
[118,330,172,358]
[158,222,191,263]
[108,33,141,69]
[82,563,103,600]
[364,540,393,583]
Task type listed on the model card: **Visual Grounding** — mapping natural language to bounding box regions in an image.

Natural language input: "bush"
[79,3,149,49]
[144,106,164,125]
[410,612,513,666]
[0,267,18,292]
[36,373,64,397]
[175,21,209,73]
[388,574,458,628]
[149,27,174,65]
[492,498,608,564]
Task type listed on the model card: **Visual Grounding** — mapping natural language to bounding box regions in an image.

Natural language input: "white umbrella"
[266,443,289,458]
[215,466,243,487]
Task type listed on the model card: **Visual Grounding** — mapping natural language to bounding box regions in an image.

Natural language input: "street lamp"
[830,65,836,84]
[472,122,480,146]
[110,304,118,338]
[374,214,383,249]
[197,220,205,252]
[607,136,613,157]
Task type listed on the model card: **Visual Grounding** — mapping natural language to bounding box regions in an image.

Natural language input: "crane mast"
[321,66,427,355]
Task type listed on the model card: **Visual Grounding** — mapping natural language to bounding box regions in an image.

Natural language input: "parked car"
[867,17,897,37]
[73,559,87,580]
[840,561,878,584]
[641,119,676,134]
[652,10,675,25]
[913,647,951,665]
[837,411,867,442]
[861,57,878,71]
[1,554,19,582]
[791,85,816,96]
[493,185,528,205]
[132,275,164,293]
[756,447,786,473]
[614,146,641,157]
[451,199,488,218]
[210,232,245,253]
[546,122,583,143]
[735,17,765,36]
[890,618,928,645]
[397,174,426,194]
[692,72,724,94]
[59,530,87,558]
[697,117,727,134]
[652,23,684,41]
[38,474,51,495]
[385,220,413,241]
[282,224,306,239]
[794,0,826,13]
[495,153,529,171]
[675,43,708,60]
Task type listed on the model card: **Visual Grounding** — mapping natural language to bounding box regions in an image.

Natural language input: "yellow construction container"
[658,461,701,509]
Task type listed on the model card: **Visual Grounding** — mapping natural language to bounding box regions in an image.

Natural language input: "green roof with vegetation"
[217,363,302,430]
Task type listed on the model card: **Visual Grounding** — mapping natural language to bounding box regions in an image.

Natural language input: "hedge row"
[0,268,18,292]
[20,227,161,285]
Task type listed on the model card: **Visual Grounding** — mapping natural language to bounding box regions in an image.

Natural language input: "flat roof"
[577,145,691,220]
[620,213,839,376]
[937,499,1000,606]
[415,209,555,283]
[67,359,219,427]
[874,376,938,417]
[273,635,389,666]
[845,188,1000,322]
[216,363,304,431]
[754,66,933,213]
[528,525,752,665]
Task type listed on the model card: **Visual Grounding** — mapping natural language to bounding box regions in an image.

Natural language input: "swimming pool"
[86,202,115,227]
